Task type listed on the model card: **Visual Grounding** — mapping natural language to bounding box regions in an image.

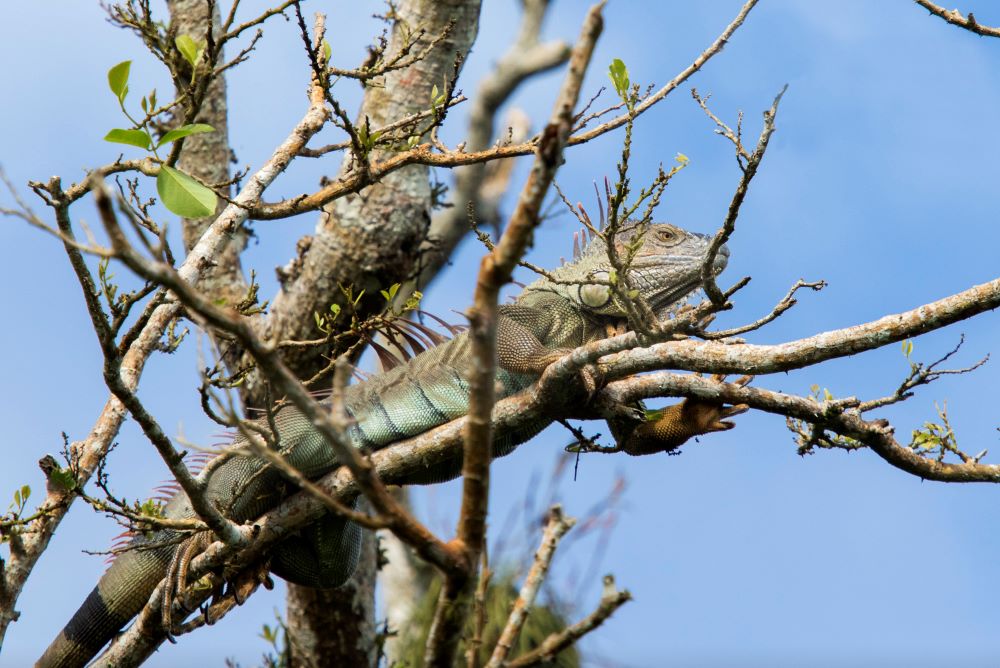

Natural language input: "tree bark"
[166,0,247,307]
[249,0,483,404]
[269,1,482,663]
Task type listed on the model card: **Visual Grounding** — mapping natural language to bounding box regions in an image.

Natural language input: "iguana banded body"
[38,222,740,668]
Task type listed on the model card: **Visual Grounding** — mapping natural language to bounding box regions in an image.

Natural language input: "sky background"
[2,1,1000,666]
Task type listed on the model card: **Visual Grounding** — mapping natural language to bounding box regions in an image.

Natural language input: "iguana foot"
[621,375,751,456]
[162,531,213,638]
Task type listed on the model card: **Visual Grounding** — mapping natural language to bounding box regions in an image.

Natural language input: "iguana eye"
[656,227,678,242]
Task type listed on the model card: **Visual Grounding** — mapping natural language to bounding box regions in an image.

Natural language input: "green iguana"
[38,221,745,667]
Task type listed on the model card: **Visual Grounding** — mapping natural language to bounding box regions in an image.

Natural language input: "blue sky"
[3,1,1000,666]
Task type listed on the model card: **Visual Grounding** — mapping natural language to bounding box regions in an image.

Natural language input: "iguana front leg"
[494,307,599,394]
[611,375,751,455]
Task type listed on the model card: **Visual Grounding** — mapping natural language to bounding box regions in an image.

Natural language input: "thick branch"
[603,372,1000,483]
[598,275,1000,379]
[410,0,571,298]
[255,0,483,407]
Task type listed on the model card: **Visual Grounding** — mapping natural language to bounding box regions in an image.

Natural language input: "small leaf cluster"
[355,119,384,158]
[252,611,290,668]
[429,83,447,115]
[47,468,77,492]
[103,55,218,218]
[909,402,961,461]
[313,287,361,337]
[380,282,423,313]
[809,383,835,403]
[8,485,31,517]
[313,282,423,337]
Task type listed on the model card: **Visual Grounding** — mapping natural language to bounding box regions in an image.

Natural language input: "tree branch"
[484,506,575,668]
[914,0,1000,37]
[423,4,604,666]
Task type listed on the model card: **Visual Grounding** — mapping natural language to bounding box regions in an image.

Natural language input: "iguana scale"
[38,221,743,667]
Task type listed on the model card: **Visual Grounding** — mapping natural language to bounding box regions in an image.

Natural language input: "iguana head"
[524,221,727,319]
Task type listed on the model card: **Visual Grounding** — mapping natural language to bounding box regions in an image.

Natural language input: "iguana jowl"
[38,221,743,667]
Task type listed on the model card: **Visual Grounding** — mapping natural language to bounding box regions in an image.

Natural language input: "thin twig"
[701,84,787,305]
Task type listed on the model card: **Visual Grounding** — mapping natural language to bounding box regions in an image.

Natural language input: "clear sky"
[3,1,1000,666]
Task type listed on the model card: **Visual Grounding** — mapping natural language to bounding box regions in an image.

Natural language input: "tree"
[2,0,1000,665]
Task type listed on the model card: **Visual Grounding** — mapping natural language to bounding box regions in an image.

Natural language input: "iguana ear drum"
[579,271,612,308]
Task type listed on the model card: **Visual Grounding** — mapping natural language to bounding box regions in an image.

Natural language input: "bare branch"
[597,272,1000,381]
[859,336,988,412]
[249,0,762,221]
[423,5,605,665]
[914,0,1000,37]
[701,84,787,305]
[485,506,575,668]
[691,87,751,162]
[603,372,1000,483]
[569,0,760,144]
[506,575,632,668]
[704,278,827,340]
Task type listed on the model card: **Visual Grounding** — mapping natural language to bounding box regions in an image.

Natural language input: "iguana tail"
[36,542,173,668]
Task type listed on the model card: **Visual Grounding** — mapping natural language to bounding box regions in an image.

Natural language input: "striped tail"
[37,545,171,668]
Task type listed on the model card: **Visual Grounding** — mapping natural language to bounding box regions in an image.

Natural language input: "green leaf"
[104,128,153,150]
[49,469,76,491]
[15,484,30,509]
[108,60,131,102]
[322,39,332,63]
[156,123,215,148]
[380,283,401,301]
[608,58,630,100]
[175,34,201,68]
[157,165,217,218]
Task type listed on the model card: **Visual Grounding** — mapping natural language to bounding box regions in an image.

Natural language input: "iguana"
[38,221,746,667]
